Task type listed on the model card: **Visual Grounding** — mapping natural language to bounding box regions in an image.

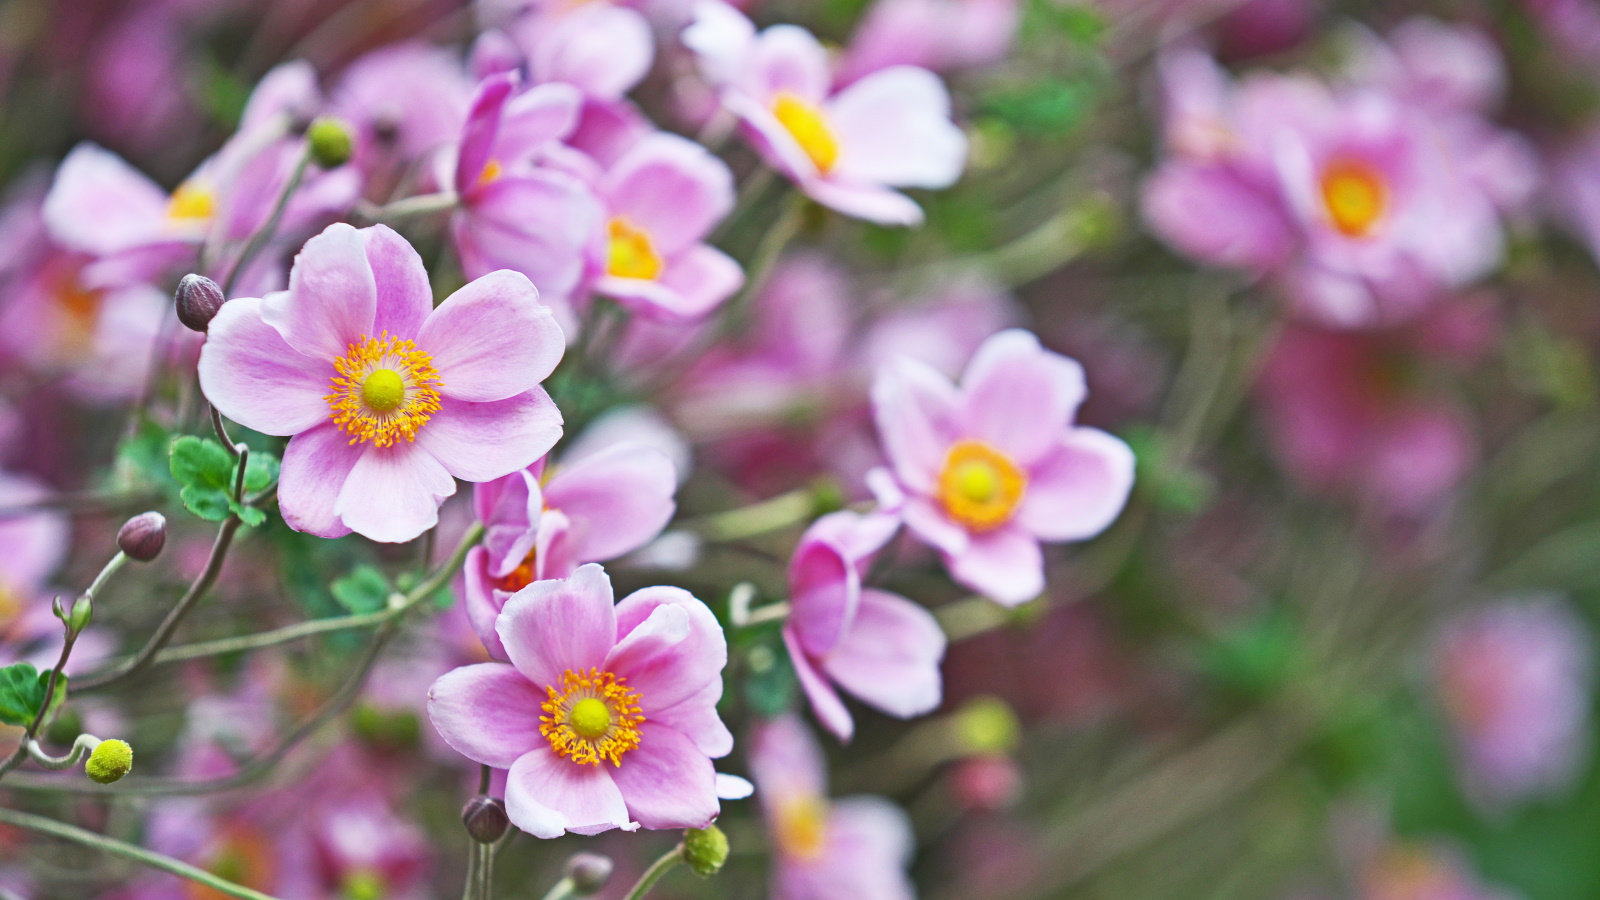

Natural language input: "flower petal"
[197,295,333,436]
[959,329,1085,466]
[332,440,457,543]
[611,722,720,830]
[787,534,859,658]
[262,222,377,361]
[364,224,433,339]
[605,133,735,254]
[871,356,961,493]
[277,422,361,539]
[505,748,634,838]
[456,72,518,194]
[828,66,966,189]
[649,680,734,758]
[419,270,566,401]
[543,442,677,564]
[1017,428,1136,542]
[427,662,546,768]
[42,143,171,255]
[785,628,855,741]
[604,603,714,712]
[497,563,617,690]
[417,388,563,483]
[821,589,945,719]
[463,548,511,660]
[946,526,1043,607]
[803,177,924,226]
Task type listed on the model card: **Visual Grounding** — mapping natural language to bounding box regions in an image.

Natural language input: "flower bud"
[462,795,509,844]
[68,595,93,632]
[174,274,225,333]
[117,511,167,562]
[564,853,614,896]
[682,824,728,877]
[85,739,133,784]
[307,116,355,169]
[954,696,1020,756]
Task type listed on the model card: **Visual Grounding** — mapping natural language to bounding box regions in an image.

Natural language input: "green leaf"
[332,565,392,615]
[168,437,278,526]
[243,451,280,493]
[0,662,45,727]
[983,79,1098,137]
[744,641,798,718]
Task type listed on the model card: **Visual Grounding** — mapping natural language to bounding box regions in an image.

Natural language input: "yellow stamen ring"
[325,332,443,447]
[540,668,644,767]
[936,439,1028,532]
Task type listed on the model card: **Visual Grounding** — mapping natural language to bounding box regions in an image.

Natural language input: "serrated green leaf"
[244,452,280,493]
[0,662,45,727]
[332,565,392,615]
[169,437,277,525]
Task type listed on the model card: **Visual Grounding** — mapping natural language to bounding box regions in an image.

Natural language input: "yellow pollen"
[540,667,644,766]
[325,332,443,447]
[775,795,829,861]
[771,92,840,174]
[1320,159,1387,238]
[605,217,664,281]
[478,158,504,188]
[937,439,1027,532]
[167,180,215,222]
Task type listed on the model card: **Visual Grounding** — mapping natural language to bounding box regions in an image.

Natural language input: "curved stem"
[0,806,283,900]
[689,488,815,542]
[619,844,684,900]
[26,734,100,770]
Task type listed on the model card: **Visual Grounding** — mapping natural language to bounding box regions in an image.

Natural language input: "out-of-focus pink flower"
[1432,597,1592,811]
[1215,0,1321,60]
[198,223,565,543]
[464,441,678,659]
[589,132,742,319]
[450,73,604,327]
[784,511,945,741]
[1552,126,1600,268]
[509,2,657,100]
[869,329,1135,605]
[838,0,1020,83]
[1255,316,1478,514]
[332,42,474,179]
[428,564,731,837]
[0,470,67,653]
[685,0,967,226]
[752,714,916,900]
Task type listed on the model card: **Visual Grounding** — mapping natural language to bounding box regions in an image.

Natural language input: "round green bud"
[955,696,1020,756]
[85,739,134,784]
[682,824,729,877]
[306,116,355,169]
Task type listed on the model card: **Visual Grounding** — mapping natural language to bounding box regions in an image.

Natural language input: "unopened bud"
[462,795,509,844]
[307,116,355,169]
[174,274,225,332]
[682,824,728,877]
[954,696,1020,756]
[564,853,614,896]
[117,511,167,562]
[68,595,93,632]
[85,739,133,784]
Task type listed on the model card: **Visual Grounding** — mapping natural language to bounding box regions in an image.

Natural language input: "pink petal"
[605,133,735,255]
[752,25,832,103]
[1140,161,1295,271]
[1017,427,1136,542]
[333,440,457,543]
[493,82,583,162]
[496,563,617,690]
[42,143,170,255]
[478,469,543,575]
[946,526,1043,606]
[453,171,602,297]
[648,680,734,758]
[419,270,565,402]
[427,662,546,767]
[463,548,511,660]
[611,723,720,830]
[802,510,900,566]
[611,587,728,727]
[656,244,744,318]
[959,329,1086,466]
[529,5,654,100]
[821,589,944,718]
[505,748,634,838]
[827,66,966,189]
[871,356,961,493]
[787,535,859,657]
[803,177,925,226]
[750,713,829,802]
[542,442,676,563]
[363,224,433,339]
[456,73,518,194]
[262,223,377,362]
[785,628,855,741]
[903,495,971,556]
[197,295,333,436]
[723,91,818,181]
[417,388,563,483]
[604,602,722,715]
[277,423,361,539]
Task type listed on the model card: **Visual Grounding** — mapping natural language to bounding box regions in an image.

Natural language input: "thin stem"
[224,149,310,297]
[478,764,492,796]
[620,845,684,900]
[740,602,790,628]
[538,877,578,900]
[689,488,815,542]
[211,407,239,459]
[461,842,481,900]
[152,610,392,663]
[360,191,459,223]
[0,806,284,900]
[84,552,129,604]
[0,626,79,780]
[26,734,100,770]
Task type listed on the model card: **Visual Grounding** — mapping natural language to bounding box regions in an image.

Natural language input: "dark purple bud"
[462,796,509,844]
[174,275,225,333]
[117,511,167,562]
[565,853,614,896]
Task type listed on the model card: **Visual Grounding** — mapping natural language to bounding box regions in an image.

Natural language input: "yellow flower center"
[478,158,504,188]
[325,332,443,447]
[167,180,216,222]
[605,217,664,281]
[775,795,829,861]
[1319,160,1387,238]
[937,439,1027,532]
[771,91,840,174]
[496,550,538,593]
[540,667,644,766]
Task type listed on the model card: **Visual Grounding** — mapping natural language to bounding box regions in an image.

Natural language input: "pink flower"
[428,564,731,837]
[464,441,679,659]
[784,511,945,741]
[197,222,565,543]
[684,1,967,226]
[1432,598,1592,811]
[511,2,657,101]
[838,0,1020,84]
[331,42,473,178]
[591,132,743,320]
[751,714,916,900]
[869,329,1135,605]
[450,73,604,324]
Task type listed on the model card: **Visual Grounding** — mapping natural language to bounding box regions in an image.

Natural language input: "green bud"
[68,595,93,633]
[306,117,355,169]
[682,824,729,877]
[85,739,133,784]
[955,696,1020,756]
